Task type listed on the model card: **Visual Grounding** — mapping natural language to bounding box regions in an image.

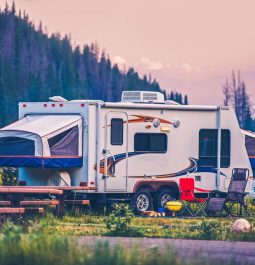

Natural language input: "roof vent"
[49,96,68,102]
[121,91,165,103]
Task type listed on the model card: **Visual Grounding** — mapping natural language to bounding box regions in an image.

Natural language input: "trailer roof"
[103,102,229,111]
[241,129,255,138]
[19,100,230,111]
[0,115,81,137]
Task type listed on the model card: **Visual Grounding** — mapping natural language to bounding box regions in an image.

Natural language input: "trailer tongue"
[0,114,83,168]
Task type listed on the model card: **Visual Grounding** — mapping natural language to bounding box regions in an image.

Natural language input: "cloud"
[113,55,128,70]
[137,57,198,73]
[181,63,192,72]
[139,56,163,70]
[113,55,127,65]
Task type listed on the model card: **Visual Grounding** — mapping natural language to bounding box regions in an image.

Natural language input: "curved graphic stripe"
[128,115,172,125]
[105,114,173,128]
[96,152,227,178]
[96,152,146,176]
[128,157,198,178]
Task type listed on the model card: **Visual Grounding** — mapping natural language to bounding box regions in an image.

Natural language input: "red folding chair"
[179,178,208,216]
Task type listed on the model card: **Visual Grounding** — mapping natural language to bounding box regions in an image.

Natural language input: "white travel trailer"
[0,91,253,212]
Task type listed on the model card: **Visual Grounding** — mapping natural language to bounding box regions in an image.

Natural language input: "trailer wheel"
[154,188,176,210]
[132,190,153,214]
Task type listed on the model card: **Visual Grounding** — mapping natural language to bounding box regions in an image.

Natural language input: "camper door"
[104,111,128,191]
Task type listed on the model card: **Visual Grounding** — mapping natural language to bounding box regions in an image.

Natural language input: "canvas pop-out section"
[0,115,83,168]
[242,129,255,174]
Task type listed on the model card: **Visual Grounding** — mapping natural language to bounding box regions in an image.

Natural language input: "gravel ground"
[80,236,255,264]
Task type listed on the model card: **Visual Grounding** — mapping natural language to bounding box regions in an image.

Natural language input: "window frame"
[134,133,168,153]
[198,129,231,168]
[110,118,124,146]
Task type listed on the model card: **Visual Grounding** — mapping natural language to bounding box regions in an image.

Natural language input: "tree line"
[222,70,254,131]
[165,91,188,105]
[0,3,188,127]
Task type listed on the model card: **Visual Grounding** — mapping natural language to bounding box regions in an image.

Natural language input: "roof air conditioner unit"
[121,91,165,103]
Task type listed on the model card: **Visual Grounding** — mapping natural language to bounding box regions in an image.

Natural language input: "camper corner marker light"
[153,118,160,128]
[173,120,180,128]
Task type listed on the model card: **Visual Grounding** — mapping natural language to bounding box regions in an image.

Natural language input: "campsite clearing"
[26,211,255,241]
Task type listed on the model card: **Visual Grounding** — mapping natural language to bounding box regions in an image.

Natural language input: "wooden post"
[56,195,65,217]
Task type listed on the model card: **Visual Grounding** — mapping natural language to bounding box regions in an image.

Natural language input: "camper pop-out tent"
[0,91,253,212]
[0,115,82,168]
[242,129,255,174]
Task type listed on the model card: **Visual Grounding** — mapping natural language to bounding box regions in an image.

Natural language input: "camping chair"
[206,168,250,217]
[179,178,208,217]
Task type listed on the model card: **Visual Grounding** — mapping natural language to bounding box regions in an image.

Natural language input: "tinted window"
[111,119,123,145]
[0,137,35,156]
[134,133,167,152]
[199,129,230,167]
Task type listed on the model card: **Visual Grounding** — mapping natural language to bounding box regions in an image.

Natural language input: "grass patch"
[1,202,255,241]
[21,213,254,241]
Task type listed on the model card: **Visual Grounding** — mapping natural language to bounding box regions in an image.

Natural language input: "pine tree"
[184,95,188,105]
[222,70,254,130]
[0,8,188,126]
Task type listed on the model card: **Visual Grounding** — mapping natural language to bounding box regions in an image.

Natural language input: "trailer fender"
[133,180,179,195]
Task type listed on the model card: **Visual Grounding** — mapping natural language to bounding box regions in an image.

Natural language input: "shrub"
[104,203,142,236]
[0,167,18,185]
[199,220,222,240]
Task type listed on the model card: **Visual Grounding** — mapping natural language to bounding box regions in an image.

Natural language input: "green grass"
[1,200,255,242]
[53,215,254,241]
[26,199,254,241]
[10,211,252,241]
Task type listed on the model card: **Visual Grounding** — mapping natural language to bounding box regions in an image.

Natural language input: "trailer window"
[199,129,230,167]
[111,118,123,145]
[134,133,167,153]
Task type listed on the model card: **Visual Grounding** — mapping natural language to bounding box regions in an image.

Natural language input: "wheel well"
[133,181,179,196]
[158,185,179,198]
[137,185,154,193]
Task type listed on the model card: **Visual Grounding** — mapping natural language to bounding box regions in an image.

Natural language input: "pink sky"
[6,0,255,106]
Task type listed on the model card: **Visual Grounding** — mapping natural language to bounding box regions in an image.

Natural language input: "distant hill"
[0,3,188,126]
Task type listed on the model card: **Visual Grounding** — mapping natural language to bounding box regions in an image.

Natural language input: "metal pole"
[216,107,221,190]
[95,103,101,188]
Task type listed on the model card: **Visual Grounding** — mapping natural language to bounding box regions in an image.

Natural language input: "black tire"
[154,188,177,210]
[131,190,153,214]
